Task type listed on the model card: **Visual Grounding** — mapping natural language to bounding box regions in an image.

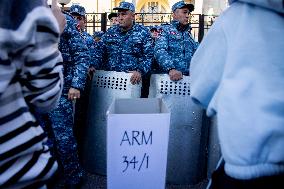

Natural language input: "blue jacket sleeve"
[92,35,107,70]
[137,30,154,75]
[66,16,90,90]
[84,32,101,69]
[154,28,175,72]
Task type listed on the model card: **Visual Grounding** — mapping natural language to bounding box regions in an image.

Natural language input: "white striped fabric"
[0,1,63,189]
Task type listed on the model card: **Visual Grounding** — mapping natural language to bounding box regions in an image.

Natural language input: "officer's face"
[110,17,119,26]
[173,8,190,26]
[72,15,86,30]
[117,10,135,30]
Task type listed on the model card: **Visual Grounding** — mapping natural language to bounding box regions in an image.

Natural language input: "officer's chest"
[168,29,193,47]
[105,32,143,50]
[168,28,183,42]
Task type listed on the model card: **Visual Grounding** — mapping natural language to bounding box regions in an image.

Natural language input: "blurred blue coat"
[190,0,284,180]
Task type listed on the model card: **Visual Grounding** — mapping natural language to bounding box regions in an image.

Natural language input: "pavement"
[50,170,209,189]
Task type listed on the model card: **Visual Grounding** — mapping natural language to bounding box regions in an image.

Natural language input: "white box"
[107,98,170,189]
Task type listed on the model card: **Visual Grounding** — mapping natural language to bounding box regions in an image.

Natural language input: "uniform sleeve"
[66,16,91,90]
[154,28,175,72]
[190,21,227,116]
[85,34,99,69]
[91,37,107,69]
[20,8,64,113]
[137,30,154,75]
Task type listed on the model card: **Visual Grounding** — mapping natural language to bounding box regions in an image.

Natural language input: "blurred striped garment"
[0,0,63,188]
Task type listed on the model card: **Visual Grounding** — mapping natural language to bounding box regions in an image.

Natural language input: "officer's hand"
[51,0,66,34]
[169,69,183,81]
[68,88,80,101]
[129,71,142,85]
[88,67,96,80]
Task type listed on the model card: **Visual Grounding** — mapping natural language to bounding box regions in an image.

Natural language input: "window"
[148,2,158,13]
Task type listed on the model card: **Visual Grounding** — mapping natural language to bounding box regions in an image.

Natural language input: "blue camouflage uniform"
[154,21,198,75]
[93,31,104,40]
[45,13,90,185]
[91,32,105,69]
[82,31,94,48]
[69,5,100,156]
[59,14,90,93]
[93,24,153,74]
[154,1,198,75]
[81,31,98,68]
[93,2,153,75]
[70,4,98,69]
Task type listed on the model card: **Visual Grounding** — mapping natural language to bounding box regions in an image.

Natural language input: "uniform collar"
[171,20,191,32]
[118,23,136,34]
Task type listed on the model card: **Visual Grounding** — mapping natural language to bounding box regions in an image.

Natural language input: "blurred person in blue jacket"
[190,0,284,188]
[41,9,91,189]
[154,1,199,81]
[92,2,154,85]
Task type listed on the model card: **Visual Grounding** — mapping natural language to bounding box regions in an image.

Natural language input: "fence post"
[101,13,107,32]
[141,13,145,25]
[93,15,96,33]
[198,14,205,43]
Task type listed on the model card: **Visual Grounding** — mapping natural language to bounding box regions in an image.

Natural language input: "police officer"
[154,0,199,81]
[70,5,96,62]
[108,12,119,26]
[93,2,154,85]
[93,31,104,42]
[70,5,101,77]
[41,11,91,189]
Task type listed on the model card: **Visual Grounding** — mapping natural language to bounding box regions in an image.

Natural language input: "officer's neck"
[172,20,189,31]
[178,24,188,31]
[120,24,134,33]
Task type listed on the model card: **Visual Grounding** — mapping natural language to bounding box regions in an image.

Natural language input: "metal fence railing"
[85,13,218,42]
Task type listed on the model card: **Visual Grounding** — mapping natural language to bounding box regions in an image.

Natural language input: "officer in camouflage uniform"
[93,31,104,42]
[93,2,154,85]
[154,1,199,81]
[70,5,97,67]
[44,12,91,188]
[70,5,101,157]
[108,12,119,26]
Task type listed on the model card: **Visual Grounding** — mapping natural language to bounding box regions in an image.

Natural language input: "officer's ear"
[172,9,180,20]
[131,11,135,17]
[130,11,135,20]
[172,12,176,19]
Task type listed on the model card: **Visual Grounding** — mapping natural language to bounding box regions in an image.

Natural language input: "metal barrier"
[82,70,142,175]
[148,74,207,185]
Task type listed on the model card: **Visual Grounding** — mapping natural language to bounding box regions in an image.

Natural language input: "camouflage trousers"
[43,95,83,184]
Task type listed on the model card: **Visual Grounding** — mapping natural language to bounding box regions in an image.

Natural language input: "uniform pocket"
[123,39,142,55]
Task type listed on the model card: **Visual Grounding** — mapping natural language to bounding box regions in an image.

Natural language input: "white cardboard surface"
[107,98,170,189]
